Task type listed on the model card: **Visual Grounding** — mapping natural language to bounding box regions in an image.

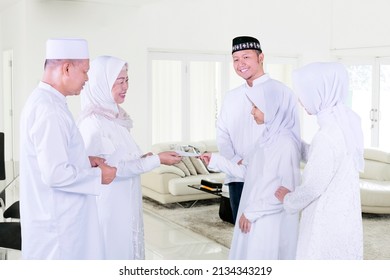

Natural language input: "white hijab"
[243,81,301,219]
[292,62,364,171]
[246,79,301,149]
[79,55,133,129]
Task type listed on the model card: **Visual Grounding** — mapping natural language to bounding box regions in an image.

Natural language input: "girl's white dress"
[208,79,302,260]
[210,134,301,259]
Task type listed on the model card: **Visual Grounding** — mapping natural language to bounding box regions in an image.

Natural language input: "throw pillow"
[174,161,191,176]
[182,156,197,175]
[190,156,209,175]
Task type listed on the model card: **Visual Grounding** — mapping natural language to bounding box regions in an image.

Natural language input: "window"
[149,51,297,144]
[151,59,183,143]
[379,62,390,148]
[340,57,390,149]
[189,61,222,141]
[149,52,227,144]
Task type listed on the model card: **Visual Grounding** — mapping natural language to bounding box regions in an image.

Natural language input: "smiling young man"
[216,36,299,224]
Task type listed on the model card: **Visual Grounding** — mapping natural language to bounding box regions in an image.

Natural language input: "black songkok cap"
[232,36,262,54]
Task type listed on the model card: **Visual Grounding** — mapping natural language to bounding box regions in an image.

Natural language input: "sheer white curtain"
[151,60,182,144]
[150,53,225,144]
[189,61,221,141]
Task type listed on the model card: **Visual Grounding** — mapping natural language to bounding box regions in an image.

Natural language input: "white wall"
[2,0,390,156]
[1,0,141,158]
[0,0,26,159]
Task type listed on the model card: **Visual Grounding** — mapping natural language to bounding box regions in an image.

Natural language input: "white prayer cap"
[45,38,89,59]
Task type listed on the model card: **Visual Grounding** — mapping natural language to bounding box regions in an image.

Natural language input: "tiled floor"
[1,209,229,260]
[144,208,229,260]
[0,247,21,260]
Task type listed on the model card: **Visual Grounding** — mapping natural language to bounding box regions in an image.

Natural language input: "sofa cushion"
[181,157,197,175]
[364,148,390,163]
[190,157,209,175]
[141,171,182,194]
[360,159,390,181]
[360,179,390,207]
[153,165,185,177]
[173,161,191,176]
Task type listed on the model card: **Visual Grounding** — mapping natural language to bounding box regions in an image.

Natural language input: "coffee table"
[188,184,234,224]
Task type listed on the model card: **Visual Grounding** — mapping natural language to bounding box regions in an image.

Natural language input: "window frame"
[338,56,390,148]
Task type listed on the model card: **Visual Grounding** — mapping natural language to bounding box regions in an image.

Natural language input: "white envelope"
[175,150,200,157]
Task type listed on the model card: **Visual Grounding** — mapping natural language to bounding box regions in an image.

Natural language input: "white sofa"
[360,148,390,214]
[141,140,225,204]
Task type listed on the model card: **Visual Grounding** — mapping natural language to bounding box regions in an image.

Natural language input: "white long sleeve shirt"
[19,82,103,259]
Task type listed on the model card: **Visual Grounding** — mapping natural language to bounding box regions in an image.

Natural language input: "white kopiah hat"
[45,38,89,59]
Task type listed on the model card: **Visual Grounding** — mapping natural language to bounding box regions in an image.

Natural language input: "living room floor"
[144,209,229,260]
[1,209,229,260]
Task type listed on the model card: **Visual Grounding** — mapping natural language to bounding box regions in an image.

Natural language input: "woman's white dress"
[284,123,363,259]
[78,114,160,259]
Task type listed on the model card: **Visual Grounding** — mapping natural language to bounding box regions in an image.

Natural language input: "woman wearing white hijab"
[78,56,181,259]
[201,80,301,259]
[275,62,364,259]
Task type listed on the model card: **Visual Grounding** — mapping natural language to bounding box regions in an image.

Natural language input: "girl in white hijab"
[201,79,301,259]
[78,56,181,259]
[275,62,364,259]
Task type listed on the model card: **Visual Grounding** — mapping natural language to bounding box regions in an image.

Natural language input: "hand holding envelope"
[174,150,200,157]
[199,152,212,166]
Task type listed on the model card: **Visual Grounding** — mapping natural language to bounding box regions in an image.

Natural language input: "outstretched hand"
[158,151,182,165]
[200,153,212,166]
[275,186,291,203]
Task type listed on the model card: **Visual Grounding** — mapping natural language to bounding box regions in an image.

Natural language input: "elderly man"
[19,38,116,259]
